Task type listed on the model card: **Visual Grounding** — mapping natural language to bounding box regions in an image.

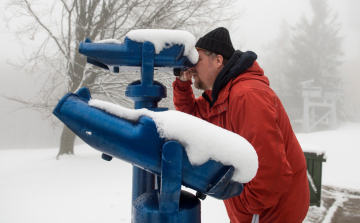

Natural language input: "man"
[172,27,309,222]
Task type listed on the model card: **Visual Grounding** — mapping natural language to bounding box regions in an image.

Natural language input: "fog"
[0,0,359,150]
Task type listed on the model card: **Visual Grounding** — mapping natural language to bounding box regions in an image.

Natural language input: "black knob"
[102,153,113,161]
[196,191,207,200]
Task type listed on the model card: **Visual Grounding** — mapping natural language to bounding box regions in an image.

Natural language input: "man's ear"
[216,55,224,68]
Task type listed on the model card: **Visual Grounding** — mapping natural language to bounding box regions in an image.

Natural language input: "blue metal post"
[132,167,155,202]
[131,41,163,203]
[132,141,201,223]
[141,42,155,86]
[159,141,183,214]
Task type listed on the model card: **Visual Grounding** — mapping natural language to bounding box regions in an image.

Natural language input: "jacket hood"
[210,50,264,107]
[231,60,268,86]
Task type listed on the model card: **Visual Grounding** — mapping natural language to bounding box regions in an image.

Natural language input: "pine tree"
[287,0,343,108]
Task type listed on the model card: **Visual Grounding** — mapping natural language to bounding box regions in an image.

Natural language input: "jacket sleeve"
[225,91,293,221]
[172,78,209,120]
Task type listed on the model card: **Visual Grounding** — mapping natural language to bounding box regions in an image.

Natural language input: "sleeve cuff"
[174,78,192,90]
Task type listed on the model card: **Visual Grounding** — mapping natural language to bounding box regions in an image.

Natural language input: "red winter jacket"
[172,61,309,223]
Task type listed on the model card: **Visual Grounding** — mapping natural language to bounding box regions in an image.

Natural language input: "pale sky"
[232,0,311,52]
[232,0,359,61]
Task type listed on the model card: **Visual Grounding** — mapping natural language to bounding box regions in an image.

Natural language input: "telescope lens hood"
[205,166,243,200]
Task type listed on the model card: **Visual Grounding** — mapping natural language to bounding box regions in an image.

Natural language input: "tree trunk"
[57,125,76,159]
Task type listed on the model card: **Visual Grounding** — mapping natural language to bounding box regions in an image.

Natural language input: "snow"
[96,39,123,44]
[301,143,327,158]
[0,146,133,223]
[126,29,199,64]
[296,123,360,190]
[0,122,360,223]
[88,99,258,183]
[307,170,317,193]
[321,193,348,223]
[0,145,228,223]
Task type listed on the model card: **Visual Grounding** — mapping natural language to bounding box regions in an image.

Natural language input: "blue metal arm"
[53,87,243,200]
[78,37,195,71]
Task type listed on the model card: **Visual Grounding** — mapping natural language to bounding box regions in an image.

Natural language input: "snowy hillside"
[1,122,359,223]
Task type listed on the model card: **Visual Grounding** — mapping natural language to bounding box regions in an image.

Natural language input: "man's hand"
[178,69,194,82]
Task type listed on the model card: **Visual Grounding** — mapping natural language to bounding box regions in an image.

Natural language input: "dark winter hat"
[195,27,235,59]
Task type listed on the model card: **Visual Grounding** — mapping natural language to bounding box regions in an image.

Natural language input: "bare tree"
[4,0,237,158]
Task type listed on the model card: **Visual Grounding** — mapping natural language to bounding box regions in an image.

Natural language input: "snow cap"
[126,29,199,64]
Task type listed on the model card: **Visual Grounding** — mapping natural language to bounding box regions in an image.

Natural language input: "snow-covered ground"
[1,122,359,223]
[296,122,360,191]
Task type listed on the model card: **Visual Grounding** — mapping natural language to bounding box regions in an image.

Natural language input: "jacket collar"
[212,61,267,107]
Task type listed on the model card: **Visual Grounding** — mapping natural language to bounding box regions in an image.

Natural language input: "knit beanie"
[195,27,235,59]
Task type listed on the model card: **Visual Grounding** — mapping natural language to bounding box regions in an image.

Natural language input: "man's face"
[190,50,219,91]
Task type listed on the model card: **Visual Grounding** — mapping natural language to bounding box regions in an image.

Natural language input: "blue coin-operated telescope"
[79,36,191,109]
[54,30,245,222]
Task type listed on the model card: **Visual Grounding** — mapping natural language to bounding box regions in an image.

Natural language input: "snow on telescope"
[78,29,199,74]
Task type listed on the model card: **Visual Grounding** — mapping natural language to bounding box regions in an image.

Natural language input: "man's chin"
[194,81,206,91]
